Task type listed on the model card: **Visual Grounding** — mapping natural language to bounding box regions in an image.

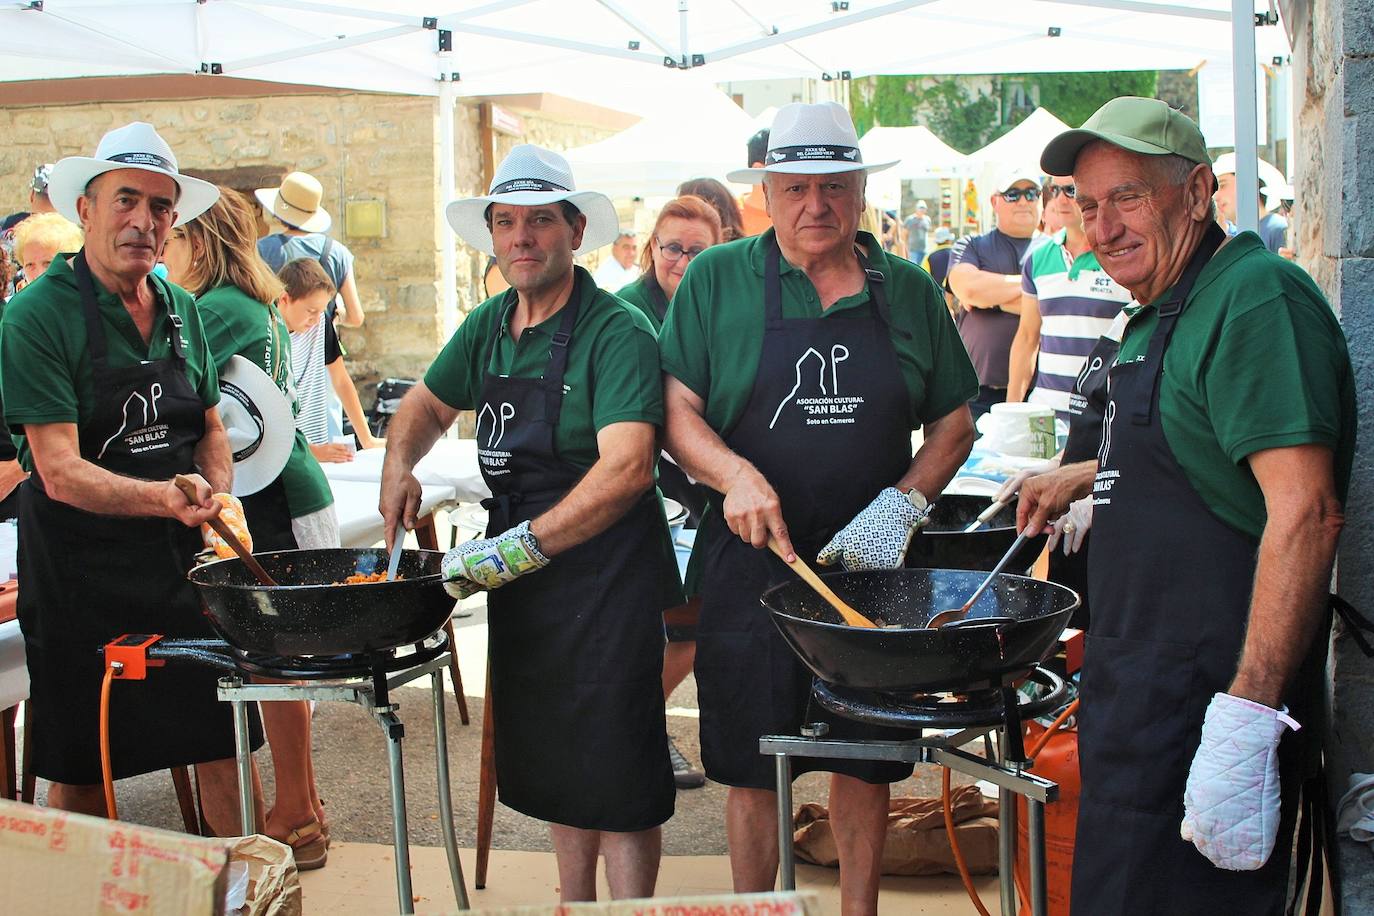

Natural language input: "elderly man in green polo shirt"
[380,145,680,903]
[659,102,977,914]
[0,122,261,827]
[1015,98,1355,914]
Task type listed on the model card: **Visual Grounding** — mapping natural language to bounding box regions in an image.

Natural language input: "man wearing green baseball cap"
[1016,97,1357,914]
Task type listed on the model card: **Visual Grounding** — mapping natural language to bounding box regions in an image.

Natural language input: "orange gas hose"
[943,766,993,916]
[99,664,118,819]
[1028,699,1080,760]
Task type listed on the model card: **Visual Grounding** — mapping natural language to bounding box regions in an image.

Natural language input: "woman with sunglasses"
[162,187,333,869]
[616,196,723,332]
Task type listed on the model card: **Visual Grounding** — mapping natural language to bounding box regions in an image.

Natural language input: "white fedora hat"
[218,356,295,497]
[255,171,332,233]
[726,102,897,183]
[444,145,620,257]
[47,122,219,228]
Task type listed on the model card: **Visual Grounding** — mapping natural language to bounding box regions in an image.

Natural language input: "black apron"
[478,280,675,832]
[695,237,916,789]
[1071,224,1304,914]
[1047,331,1119,629]
[17,253,262,784]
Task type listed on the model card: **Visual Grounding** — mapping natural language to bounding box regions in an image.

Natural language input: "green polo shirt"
[427,267,681,606]
[426,266,664,468]
[1118,232,1355,539]
[197,284,334,518]
[615,275,669,334]
[659,229,978,436]
[659,229,978,595]
[0,253,219,471]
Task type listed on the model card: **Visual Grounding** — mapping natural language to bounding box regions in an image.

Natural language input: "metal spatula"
[926,532,1029,629]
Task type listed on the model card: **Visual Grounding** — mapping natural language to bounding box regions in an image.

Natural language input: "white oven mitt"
[817,487,931,571]
[1180,692,1300,870]
[441,519,549,599]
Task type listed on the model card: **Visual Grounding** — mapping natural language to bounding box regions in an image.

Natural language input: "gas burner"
[228,634,449,680]
[811,665,1069,730]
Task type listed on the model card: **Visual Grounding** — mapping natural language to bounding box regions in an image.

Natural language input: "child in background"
[275,258,383,462]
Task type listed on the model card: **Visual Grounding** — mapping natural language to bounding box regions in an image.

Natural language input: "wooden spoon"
[768,538,878,629]
[926,532,1028,629]
[173,475,278,586]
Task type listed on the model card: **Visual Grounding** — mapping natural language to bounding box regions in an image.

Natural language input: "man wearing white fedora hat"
[381,145,681,902]
[660,101,978,914]
[1,121,262,825]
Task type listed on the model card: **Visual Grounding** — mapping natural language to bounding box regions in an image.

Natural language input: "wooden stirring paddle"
[768,538,878,629]
[173,474,277,586]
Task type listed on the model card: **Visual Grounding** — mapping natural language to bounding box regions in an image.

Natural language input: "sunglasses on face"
[1047,184,1077,200]
[1001,187,1042,203]
[656,239,706,263]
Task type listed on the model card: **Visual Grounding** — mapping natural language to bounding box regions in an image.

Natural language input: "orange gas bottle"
[1015,719,1080,916]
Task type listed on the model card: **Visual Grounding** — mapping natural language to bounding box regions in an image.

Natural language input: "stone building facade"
[0,77,630,391]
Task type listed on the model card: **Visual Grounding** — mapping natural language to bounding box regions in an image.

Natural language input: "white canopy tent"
[859,124,970,210]
[0,0,1288,321]
[564,87,757,200]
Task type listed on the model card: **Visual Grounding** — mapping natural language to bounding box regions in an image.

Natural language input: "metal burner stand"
[759,667,1068,916]
[217,647,469,915]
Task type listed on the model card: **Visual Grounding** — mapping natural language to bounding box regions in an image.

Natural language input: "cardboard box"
[0,798,230,915]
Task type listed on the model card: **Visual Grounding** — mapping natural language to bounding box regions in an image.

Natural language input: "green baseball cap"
[1040,96,1211,176]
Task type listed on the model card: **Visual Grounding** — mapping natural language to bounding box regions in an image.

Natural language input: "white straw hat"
[217,356,295,497]
[726,102,897,183]
[255,171,332,233]
[47,122,219,228]
[445,145,620,257]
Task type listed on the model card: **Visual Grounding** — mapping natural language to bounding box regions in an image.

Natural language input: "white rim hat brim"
[445,189,621,257]
[254,187,332,233]
[725,158,897,184]
[217,356,296,497]
[47,158,220,228]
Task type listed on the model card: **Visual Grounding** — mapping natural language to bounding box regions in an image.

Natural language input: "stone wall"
[1287,0,1374,910]
[1,86,622,391]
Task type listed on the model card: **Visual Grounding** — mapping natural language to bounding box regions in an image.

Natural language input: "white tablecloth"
[320,438,489,504]
[0,619,27,711]
[330,479,456,548]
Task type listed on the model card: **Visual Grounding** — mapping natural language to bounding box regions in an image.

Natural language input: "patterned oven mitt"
[1180,692,1300,870]
[201,492,253,559]
[816,486,931,571]
[441,519,549,599]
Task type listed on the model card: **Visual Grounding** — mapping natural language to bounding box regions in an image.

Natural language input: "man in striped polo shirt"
[1007,174,1131,421]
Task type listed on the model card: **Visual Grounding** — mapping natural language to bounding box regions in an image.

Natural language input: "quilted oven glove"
[1180,692,1300,870]
[817,487,931,571]
[441,519,550,600]
[201,493,253,559]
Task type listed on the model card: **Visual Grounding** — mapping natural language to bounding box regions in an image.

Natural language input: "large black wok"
[187,548,454,657]
[763,568,1078,693]
[906,494,1046,572]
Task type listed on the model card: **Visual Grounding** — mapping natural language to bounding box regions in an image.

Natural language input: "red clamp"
[103,634,165,681]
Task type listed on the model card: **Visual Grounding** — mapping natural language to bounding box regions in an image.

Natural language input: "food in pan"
[339,571,401,585]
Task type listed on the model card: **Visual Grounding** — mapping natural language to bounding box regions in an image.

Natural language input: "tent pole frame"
[1232,0,1261,232]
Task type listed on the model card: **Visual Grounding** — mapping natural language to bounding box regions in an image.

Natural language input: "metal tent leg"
[432,669,469,910]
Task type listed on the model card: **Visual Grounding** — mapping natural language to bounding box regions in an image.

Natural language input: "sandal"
[276,819,328,871]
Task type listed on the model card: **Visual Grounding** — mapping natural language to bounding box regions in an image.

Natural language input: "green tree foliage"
[851,71,1160,153]
[1024,71,1159,126]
